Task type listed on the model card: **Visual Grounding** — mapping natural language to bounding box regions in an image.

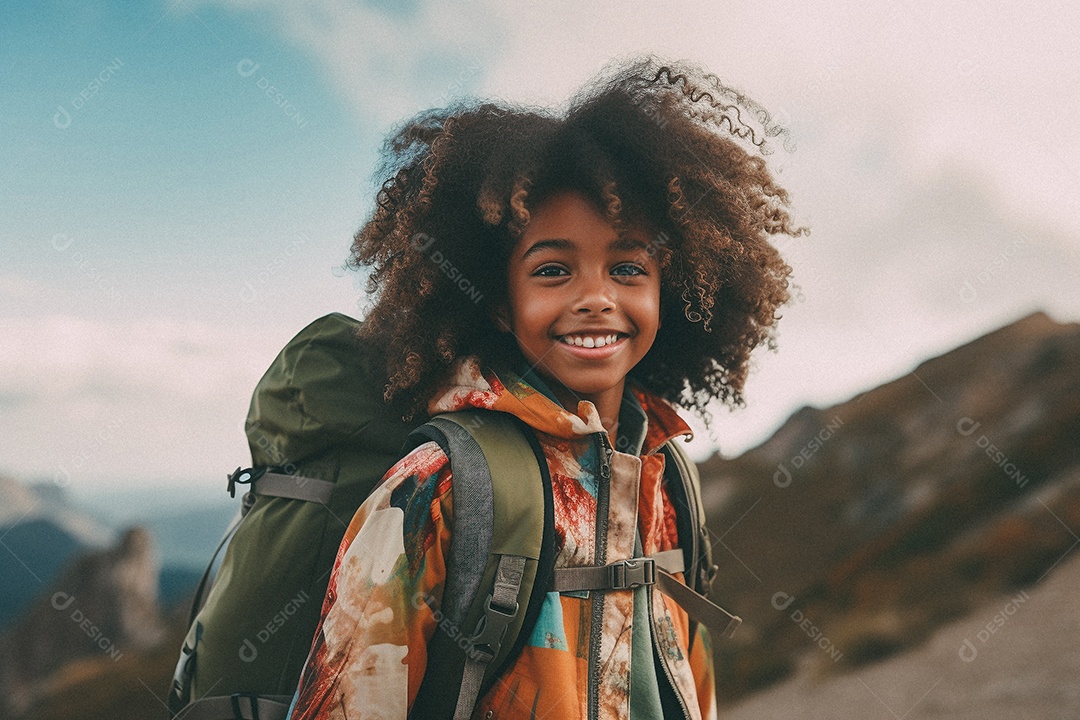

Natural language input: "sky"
[2,0,1079,497]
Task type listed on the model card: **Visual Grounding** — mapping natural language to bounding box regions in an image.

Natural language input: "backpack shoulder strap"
[660,439,714,596]
[405,409,555,720]
[660,439,741,641]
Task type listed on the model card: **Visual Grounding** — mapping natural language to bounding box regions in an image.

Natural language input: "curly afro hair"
[351,55,804,421]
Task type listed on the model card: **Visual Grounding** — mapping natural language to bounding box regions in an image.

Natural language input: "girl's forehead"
[524,189,659,237]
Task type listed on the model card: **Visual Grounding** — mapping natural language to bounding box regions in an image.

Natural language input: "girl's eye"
[534,265,568,277]
[612,263,647,277]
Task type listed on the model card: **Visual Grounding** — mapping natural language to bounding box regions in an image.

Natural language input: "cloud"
[193,0,1080,460]
[691,160,1080,459]
[197,0,504,130]
[0,314,270,489]
[10,0,1077,489]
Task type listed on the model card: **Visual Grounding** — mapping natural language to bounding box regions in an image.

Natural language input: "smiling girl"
[288,56,801,720]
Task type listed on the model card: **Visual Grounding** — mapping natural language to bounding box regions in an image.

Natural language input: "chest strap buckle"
[611,557,655,590]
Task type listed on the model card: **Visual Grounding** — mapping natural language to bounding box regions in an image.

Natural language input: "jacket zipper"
[648,587,693,720]
[587,431,612,720]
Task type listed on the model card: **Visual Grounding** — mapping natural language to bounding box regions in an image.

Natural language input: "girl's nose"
[574,273,615,314]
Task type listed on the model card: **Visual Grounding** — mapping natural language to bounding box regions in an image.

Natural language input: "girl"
[288,56,800,720]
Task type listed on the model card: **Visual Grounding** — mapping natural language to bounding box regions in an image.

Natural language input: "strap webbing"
[552,549,684,591]
[454,554,527,720]
[551,549,741,639]
[251,472,334,504]
[552,549,685,592]
[418,418,496,627]
[408,411,543,719]
[176,693,292,720]
[648,548,685,572]
[656,571,741,639]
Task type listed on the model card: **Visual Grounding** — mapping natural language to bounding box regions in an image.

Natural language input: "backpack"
[168,313,739,720]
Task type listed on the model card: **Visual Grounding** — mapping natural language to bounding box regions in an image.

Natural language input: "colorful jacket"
[288,357,717,720]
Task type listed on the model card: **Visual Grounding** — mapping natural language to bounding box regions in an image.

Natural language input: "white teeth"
[560,334,621,348]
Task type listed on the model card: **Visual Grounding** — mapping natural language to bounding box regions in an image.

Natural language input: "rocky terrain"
[0,527,167,718]
[720,545,1080,719]
[700,310,1080,704]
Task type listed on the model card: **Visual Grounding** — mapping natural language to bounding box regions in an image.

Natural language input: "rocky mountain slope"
[0,527,167,718]
[700,310,1080,701]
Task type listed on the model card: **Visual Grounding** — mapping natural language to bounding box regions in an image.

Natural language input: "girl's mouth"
[556,332,629,358]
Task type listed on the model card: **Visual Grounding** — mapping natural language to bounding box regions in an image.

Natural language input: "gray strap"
[655,570,742,639]
[454,554,526,720]
[552,549,740,638]
[650,548,685,574]
[176,693,292,720]
[553,556,656,592]
[251,472,334,504]
[552,549,684,592]
[422,417,497,626]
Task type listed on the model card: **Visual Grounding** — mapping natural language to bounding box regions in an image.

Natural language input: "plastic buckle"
[610,558,656,590]
[466,594,519,663]
[227,467,266,498]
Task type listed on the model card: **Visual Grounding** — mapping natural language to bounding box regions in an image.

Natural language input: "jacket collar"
[427,356,693,456]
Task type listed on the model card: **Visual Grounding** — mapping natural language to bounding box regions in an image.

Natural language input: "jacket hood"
[427,356,693,455]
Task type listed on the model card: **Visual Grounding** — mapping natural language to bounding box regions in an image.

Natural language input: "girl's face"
[497,189,661,416]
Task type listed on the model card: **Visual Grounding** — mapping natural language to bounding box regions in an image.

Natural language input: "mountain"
[0,476,115,629]
[74,485,238,570]
[0,527,166,718]
[0,519,84,631]
[0,477,235,630]
[700,310,1080,701]
[0,475,114,547]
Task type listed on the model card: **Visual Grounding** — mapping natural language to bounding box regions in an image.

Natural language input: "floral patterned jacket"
[288,357,717,720]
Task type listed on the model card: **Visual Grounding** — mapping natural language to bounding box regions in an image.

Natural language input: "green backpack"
[168,313,738,720]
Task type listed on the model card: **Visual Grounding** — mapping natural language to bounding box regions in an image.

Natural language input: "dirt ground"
[720,542,1080,720]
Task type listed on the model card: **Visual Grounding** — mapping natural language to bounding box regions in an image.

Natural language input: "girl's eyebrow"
[521,236,651,259]
[521,237,574,259]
